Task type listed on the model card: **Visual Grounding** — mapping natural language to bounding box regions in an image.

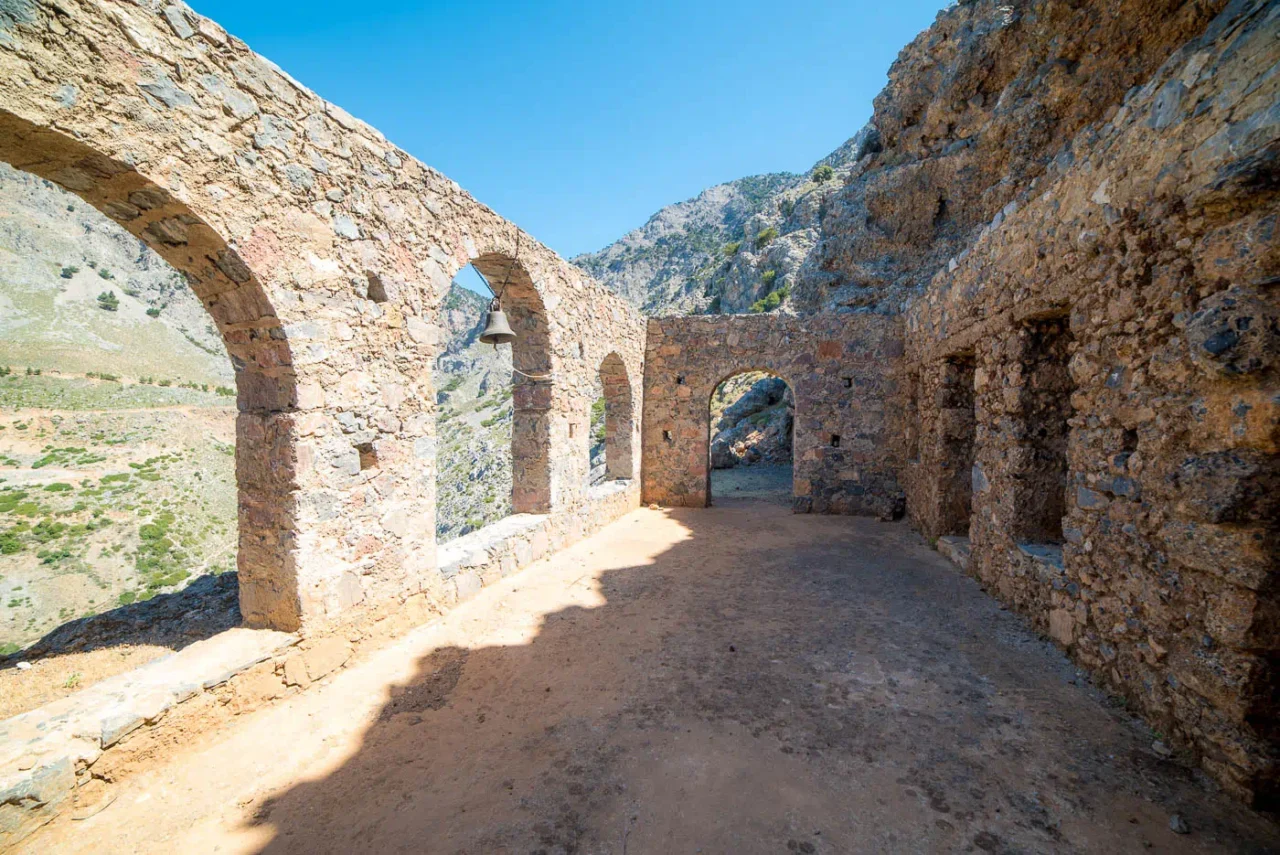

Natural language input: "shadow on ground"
[0,573,241,671]
[239,503,1279,853]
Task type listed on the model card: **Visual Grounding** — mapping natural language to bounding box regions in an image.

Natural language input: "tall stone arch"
[0,110,308,630]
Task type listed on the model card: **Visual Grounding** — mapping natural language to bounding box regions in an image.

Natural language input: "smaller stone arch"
[597,352,635,482]
[706,368,796,506]
[468,251,553,514]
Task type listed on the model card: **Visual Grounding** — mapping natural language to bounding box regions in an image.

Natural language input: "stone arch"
[0,111,303,630]
[597,352,635,482]
[705,367,796,505]
[468,251,553,514]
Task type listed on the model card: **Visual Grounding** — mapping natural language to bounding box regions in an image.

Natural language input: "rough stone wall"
[642,314,904,518]
[795,0,1233,315]
[0,0,646,634]
[902,0,1280,804]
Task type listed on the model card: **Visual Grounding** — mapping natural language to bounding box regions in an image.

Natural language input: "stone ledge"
[0,628,295,845]
[936,535,972,570]
[1016,542,1065,571]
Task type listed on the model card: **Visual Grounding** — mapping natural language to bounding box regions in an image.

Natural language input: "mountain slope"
[573,130,876,317]
[0,163,232,385]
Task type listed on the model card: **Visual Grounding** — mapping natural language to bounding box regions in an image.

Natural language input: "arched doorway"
[707,370,794,506]
[0,112,300,631]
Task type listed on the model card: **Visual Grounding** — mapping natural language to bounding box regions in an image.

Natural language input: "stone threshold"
[936,535,972,570]
[0,628,296,842]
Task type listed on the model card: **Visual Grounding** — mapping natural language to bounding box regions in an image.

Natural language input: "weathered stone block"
[302,637,351,682]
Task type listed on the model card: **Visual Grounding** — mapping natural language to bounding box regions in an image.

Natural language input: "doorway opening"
[707,370,794,506]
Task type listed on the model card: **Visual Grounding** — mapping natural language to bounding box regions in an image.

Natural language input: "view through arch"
[0,159,242,707]
[589,352,634,488]
[707,370,794,506]
[434,257,551,542]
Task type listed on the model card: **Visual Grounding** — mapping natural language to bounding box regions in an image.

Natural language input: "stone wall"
[901,0,1280,805]
[641,314,904,518]
[0,0,646,634]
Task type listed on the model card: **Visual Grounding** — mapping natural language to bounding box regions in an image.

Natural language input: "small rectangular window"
[663,429,672,442]
[356,442,377,470]
[831,435,841,448]
[842,377,853,388]
[676,375,686,385]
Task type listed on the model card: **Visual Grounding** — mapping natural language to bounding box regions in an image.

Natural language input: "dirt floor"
[17,503,1280,854]
[711,463,793,505]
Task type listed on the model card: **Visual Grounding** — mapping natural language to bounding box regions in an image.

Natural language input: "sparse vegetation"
[754,227,778,250]
[59,265,79,279]
[750,283,792,313]
[722,241,742,257]
[812,164,835,183]
[96,290,119,312]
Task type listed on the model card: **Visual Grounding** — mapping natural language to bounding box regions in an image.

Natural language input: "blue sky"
[194,0,947,274]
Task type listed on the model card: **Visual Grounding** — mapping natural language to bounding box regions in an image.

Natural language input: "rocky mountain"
[572,133,873,317]
[577,0,1222,320]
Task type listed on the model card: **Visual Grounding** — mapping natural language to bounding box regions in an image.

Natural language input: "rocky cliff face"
[795,0,1230,315]
[581,0,1230,320]
[709,374,794,469]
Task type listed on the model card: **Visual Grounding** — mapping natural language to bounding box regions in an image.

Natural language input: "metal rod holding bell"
[478,297,516,346]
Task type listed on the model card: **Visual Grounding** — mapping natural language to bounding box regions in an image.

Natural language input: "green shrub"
[812,164,835,183]
[97,268,114,280]
[760,269,778,288]
[43,483,73,492]
[749,283,792,314]
[146,307,161,318]
[97,290,119,312]
[754,227,778,250]
[722,241,742,257]
[60,265,79,279]
[590,397,607,444]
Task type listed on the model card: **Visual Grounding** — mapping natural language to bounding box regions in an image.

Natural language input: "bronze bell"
[478,298,516,346]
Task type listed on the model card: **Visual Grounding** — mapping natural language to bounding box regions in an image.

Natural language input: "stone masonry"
[1,0,1278,825]
[902,1,1280,805]
[0,0,646,634]
[641,314,905,518]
